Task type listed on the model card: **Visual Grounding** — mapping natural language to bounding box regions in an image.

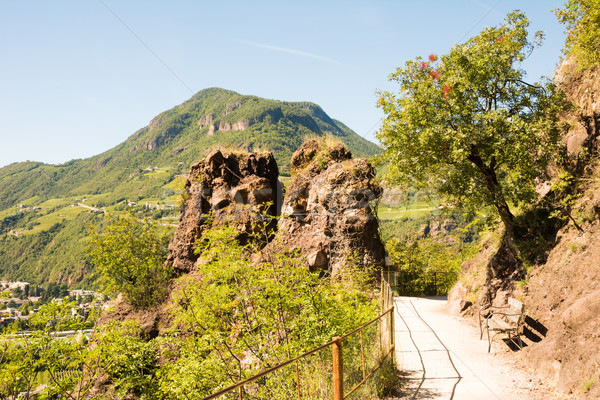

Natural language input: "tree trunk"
[467,151,516,247]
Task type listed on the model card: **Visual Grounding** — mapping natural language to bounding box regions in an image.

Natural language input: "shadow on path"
[395,297,462,399]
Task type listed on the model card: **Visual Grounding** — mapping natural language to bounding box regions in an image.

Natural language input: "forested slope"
[0,88,379,285]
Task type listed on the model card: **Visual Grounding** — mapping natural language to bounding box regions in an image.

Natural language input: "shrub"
[86,213,172,309]
[555,0,600,68]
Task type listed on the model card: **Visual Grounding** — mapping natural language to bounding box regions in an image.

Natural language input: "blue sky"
[0,0,566,168]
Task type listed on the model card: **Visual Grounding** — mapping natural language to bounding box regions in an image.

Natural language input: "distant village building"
[1,281,30,290]
[69,289,101,298]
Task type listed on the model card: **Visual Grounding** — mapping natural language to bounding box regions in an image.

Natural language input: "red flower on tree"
[429,69,441,80]
[442,85,452,98]
[428,54,438,62]
[420,61,429,70]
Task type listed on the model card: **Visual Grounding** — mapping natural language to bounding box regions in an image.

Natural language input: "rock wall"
[447,58,600,398]
[166,140,385,276]
[275,140,385,274]
[517,59,600,398]
[556,58,600,153]
[166,149,280,273]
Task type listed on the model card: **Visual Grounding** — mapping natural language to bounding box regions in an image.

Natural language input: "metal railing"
[200,277,395,400]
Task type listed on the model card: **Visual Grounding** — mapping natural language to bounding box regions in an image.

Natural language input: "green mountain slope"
[0,88,379,285]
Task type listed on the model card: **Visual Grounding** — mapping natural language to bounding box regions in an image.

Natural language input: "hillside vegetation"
[0,88,379,285]
[443,3,600,397]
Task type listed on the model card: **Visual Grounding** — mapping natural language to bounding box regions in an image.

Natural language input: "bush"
[86,213,172,309]
[555,0,600,68]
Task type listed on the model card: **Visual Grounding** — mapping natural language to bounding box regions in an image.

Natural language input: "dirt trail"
[393,296,572,400]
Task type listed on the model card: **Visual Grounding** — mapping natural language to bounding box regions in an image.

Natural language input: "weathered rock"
[275,140,385,275]
[447,281,469,315]
[166,149,279,273]
[167,140,385,276]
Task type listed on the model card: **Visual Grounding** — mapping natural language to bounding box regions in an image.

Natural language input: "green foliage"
[0,300,95,400]
[386,236,478,296]
[377,11,567,241]
[547,169,584,231]
[93,321,160,398]
[86,213,173,309]
[555,0,600,68]
[0,220,386,399]
[385,210,482,296]
[156,225,378,398]
[581,376,596,392]
[0,299,160,400]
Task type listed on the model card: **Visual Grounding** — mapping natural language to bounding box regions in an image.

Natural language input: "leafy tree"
[87,213,173,309]
[157,225,378,399]
[377,11,566,247]
[555,0,600,68]
[92,321,160,399]
[0,300,91,400]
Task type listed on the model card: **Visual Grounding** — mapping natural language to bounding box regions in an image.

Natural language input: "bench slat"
[487,317,513,331]
[508,297,523,311]
[506,314,521,324]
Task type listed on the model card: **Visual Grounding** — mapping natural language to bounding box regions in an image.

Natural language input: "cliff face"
[275,140,385,274]
[555,57,600,160]
[447,59,600,397]
[166,140,385,276]
[166,149,280,274]
[518,59,600,398]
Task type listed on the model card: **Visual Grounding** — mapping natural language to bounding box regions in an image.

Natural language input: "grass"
[37,197,77,211]
[146,170,171,179]
[279,176,292,189]
[0,208,18,220]
[22,205,86,235]
[16,196,42,206]
[582,377,595,392]
[377,203,437,220]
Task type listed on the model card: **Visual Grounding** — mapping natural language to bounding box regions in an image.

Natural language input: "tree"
[555,0,600,68]
[158,225,378,399]
[87,213,173,309]
[377,11,566,247]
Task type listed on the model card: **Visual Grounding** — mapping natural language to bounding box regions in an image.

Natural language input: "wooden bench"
[479,297,525,352]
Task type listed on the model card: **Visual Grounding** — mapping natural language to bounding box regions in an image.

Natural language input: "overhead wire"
[99,0,195,95]
[456,0,503,44]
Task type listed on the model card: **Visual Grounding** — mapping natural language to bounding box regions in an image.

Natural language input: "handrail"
[200,306,395,400]
[340,306,394,341]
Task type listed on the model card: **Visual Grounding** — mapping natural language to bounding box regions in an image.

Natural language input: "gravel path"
[393,296,569,400]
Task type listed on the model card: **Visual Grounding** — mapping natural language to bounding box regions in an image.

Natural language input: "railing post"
[332,336,343,400]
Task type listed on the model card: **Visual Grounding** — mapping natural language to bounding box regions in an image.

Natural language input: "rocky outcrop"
[555,57,600,165]
[224,101,242,115]
[197,114,214,129]
[166,149,280,273]
[207,119,251,136]
[275,140,385,274]
[166,140,385,276]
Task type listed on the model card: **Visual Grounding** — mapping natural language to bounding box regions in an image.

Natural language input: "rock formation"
[166,140,385,276]
[275,140,385,274]
[166,149,280,273]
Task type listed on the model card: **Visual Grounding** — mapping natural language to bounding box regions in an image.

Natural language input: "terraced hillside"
[0,88,379,285]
